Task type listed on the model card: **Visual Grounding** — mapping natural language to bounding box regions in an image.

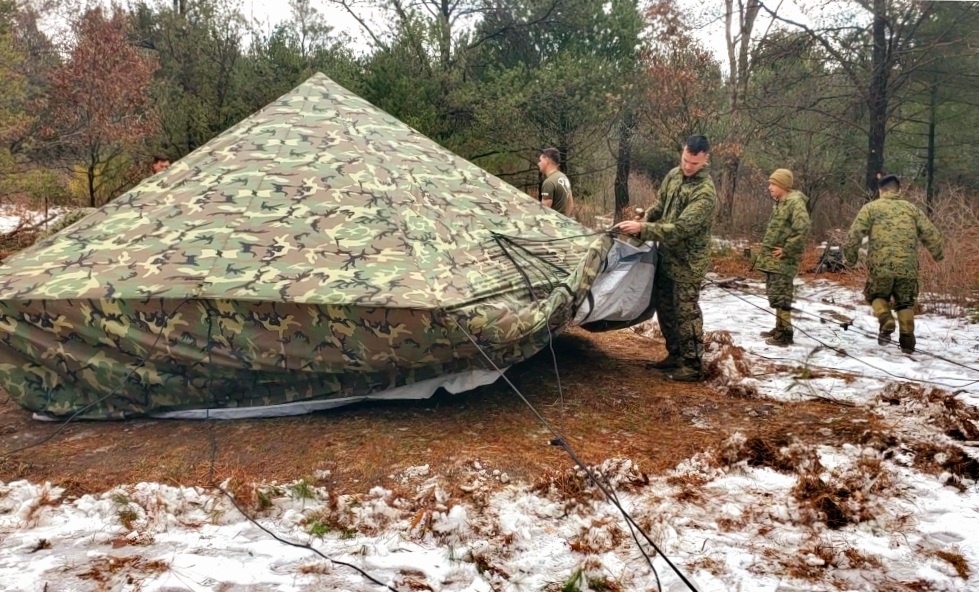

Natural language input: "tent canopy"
[0,73,615,419]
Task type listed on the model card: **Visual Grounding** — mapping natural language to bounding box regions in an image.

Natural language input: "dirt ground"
[0,324,880,498]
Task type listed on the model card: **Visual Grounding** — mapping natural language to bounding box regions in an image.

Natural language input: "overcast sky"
[237,0,816,67]
[241,0,382,53]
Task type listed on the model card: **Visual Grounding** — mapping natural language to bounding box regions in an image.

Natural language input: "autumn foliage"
[50,5,158,206]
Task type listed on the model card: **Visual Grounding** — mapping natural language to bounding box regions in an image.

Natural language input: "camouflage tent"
[0,73,638,420]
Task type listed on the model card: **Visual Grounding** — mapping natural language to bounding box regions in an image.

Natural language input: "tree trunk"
[613,110,635,223]
[925,81,937,215]
[864,0,889,199]
[439,0,451,68]
[719,154,739,225]
[88,163,97,208]
[558,141,569,174]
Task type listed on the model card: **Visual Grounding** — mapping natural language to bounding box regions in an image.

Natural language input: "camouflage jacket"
[755,190,811,277]
[843,191,944,278]
[639,167,716,282]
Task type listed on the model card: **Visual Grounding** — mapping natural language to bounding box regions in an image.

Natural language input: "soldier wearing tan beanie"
[769,168,794,193]
[755,168,811,346]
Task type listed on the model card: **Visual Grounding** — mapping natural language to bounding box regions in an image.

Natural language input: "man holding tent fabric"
[614,135,716,382]
[755,168,811,347]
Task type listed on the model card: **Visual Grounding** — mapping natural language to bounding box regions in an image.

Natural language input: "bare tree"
[759,0,979,197]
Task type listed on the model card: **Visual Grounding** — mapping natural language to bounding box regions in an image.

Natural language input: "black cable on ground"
[704,278,979,390]
[1,297,403,592]
[214,484,401,592]
[448,315,701,592]
[706,276,979,378]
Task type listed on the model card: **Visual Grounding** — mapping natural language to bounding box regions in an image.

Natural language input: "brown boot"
[766,310,794,346]
[646,355,682,370]
[759,308,783,337]
[872,299,895,346]
[765,330,794,347]
[897,309,915,354]
[668,364,705,382]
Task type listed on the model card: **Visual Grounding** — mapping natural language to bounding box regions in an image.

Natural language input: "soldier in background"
[151,155,171,174]
[537,148,575,216]
[613,135,716,382]
[755,168,811,346]
[843,174,944,353]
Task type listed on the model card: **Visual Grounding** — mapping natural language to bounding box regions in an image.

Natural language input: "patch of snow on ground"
[2,277,979,591]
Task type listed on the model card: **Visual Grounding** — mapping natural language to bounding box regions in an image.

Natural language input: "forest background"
[1,0,977,309]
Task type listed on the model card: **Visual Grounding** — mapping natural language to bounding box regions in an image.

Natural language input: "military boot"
[759,310,782,338]
[765,309,794,346]
[646,355,682,371]
[897,308,916,354]
[872,298,896,346]
[668,363,705,382]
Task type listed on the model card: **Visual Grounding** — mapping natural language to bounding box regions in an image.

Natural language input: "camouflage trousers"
[864,276,918,311]
[653,271,704,367]
[765,272,795,311]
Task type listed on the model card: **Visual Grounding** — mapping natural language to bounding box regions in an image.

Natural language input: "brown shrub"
[934,550,971,579]
[792,455,893,529]
[909,441,979,490]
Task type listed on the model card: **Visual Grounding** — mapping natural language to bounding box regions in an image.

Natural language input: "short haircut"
[153,155,170,164]
[540,147,561,165]
[684,135,710,155]
[879,174,900,191]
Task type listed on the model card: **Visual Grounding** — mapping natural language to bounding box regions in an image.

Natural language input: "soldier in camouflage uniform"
[614,135,716,382]
[843,175,943,353]
[755,169,811,346]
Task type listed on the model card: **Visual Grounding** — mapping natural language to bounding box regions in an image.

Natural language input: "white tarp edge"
[33,368,507,421]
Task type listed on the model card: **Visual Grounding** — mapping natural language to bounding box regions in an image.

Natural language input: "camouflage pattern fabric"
[843,191,944,278]
[0,73,611,419]
[639,167,716,282]
[864,277,918,310]
[764,272,794,310]
[652,271,703,367]
[755,190,811,277]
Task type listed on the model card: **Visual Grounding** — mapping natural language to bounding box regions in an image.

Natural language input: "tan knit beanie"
[769,168,794,192]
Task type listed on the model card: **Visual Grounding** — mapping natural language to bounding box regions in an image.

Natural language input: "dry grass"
[0,227,42,262]
[568,516,625,554]
[916,189,979,316]
[791,455,893,530]
[879,383,979,441]
[78,555,169,584]
[0,328,884,499]
[908,440,979,491]
[934,550,971,579]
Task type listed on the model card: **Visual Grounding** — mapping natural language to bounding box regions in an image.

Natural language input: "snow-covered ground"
[0,205,68,234]
[2,278,979,591]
